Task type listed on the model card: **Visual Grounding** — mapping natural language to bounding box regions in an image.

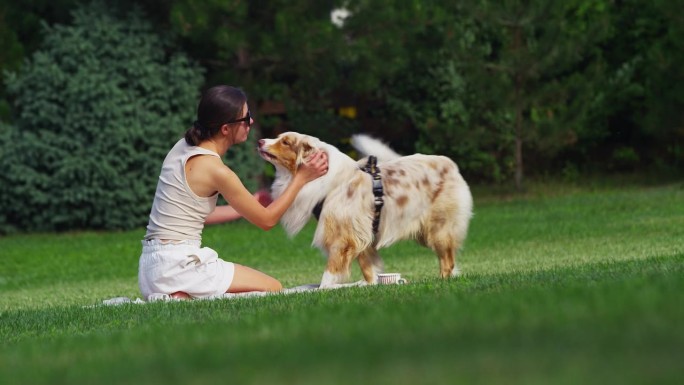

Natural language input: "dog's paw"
[320,270,347,288]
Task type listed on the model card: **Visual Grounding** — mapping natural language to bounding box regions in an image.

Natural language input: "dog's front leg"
[358,248,384,284]
[319,246,356,288]
[320,271,350,288]
[316,255,343,287]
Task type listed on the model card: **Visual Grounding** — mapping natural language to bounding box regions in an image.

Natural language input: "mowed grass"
[1,182,683,384]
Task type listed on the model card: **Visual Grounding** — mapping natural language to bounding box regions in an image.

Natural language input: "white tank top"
[145,138,220,241]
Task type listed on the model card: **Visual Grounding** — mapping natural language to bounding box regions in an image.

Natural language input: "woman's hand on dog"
[298,151,328,183]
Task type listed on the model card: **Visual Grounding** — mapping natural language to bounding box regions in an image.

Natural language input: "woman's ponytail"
[184,121,206,146]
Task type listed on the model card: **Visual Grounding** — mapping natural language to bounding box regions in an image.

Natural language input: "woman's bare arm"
[204,190,272,225]
[207,152,327,230]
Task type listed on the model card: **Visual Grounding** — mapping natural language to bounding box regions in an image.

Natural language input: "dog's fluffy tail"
[350,134,402,162]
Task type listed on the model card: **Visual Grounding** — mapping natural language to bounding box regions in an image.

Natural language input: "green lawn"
[1,182,683,384]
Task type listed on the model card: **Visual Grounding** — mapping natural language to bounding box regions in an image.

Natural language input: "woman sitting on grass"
[139,85,328,300]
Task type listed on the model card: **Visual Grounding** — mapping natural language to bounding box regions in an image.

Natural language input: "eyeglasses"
[226,111,252,126]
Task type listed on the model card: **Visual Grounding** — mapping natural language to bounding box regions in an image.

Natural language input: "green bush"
[0,2,204,232]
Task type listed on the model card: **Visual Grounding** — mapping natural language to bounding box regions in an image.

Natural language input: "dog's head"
[258,132,320,174]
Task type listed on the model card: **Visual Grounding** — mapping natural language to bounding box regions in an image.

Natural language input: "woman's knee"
[268,278,283,291]
[256,275,282,292]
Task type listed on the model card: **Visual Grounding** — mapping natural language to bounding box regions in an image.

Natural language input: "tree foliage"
[593,0,684,172]
[166,1,347,118]
[0,1,204,232]
[0,0,84,119]
[356,1,613,187]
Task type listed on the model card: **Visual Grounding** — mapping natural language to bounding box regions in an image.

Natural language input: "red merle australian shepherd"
[258,132,473,288]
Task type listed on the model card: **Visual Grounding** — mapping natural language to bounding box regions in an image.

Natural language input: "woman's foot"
[170,291,191,300]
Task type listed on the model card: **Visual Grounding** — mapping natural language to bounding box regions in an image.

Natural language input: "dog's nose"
[258,139,265,147]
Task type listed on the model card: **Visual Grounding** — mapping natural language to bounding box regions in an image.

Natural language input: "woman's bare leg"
[228,264,283,293]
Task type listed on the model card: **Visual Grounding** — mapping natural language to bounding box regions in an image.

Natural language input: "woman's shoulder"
[186,150,232,175]
[184,142,220,158]
[174,141,220,166]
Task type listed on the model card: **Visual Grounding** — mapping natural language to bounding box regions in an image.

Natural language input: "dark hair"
[184,85,248,146]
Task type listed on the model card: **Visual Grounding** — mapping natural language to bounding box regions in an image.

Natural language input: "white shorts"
[138,239,235,300]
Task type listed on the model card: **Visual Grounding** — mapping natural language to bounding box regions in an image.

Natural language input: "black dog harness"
[360,156,384,234]
[312,199,325,220]
[311,156,385,235]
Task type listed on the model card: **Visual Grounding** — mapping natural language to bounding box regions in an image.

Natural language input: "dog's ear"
[302,142,316,158]
[296,139,319,168]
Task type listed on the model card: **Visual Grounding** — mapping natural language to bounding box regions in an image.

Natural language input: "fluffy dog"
[257,132,473,287]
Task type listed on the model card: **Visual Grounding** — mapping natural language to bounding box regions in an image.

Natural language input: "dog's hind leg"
[433,238,460,278]
[424,202,467,278]
[418,237,460,277]
[357,247,384,284]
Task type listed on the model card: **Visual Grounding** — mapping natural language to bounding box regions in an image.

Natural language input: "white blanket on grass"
[97,281,371,306]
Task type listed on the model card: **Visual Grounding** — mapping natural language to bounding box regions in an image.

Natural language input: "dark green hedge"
[0,2,204,232]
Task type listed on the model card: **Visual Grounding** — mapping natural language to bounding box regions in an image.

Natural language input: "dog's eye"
[282,139,290,146]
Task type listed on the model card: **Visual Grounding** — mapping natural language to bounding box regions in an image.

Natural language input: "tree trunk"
[513,26,524,191]
[514,98,524,191]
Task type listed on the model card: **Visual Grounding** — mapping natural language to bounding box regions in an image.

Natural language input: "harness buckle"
[372,178,383,196]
